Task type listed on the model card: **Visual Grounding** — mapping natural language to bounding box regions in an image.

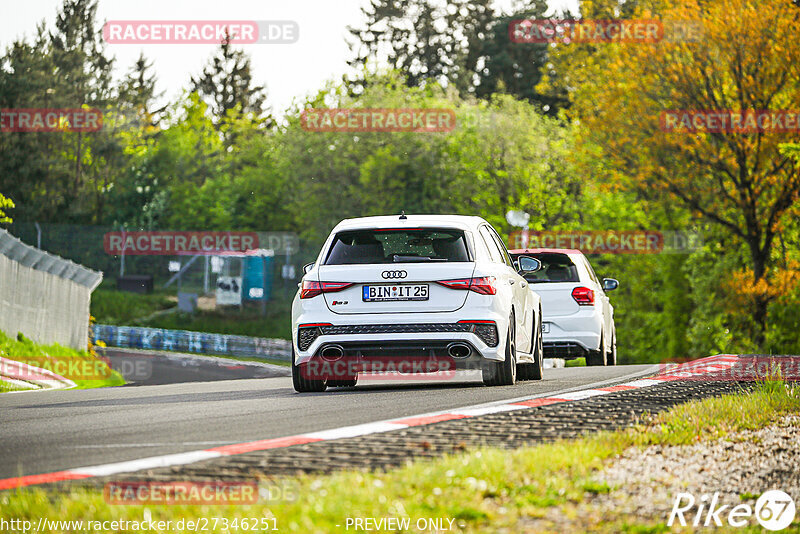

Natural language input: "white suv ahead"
[291,215,544,392]
[509,248,618,366]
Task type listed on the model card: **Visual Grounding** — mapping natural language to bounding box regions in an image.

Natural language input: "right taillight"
[435,277,497,295]
[572,286,594,306]
[300,280,353,299]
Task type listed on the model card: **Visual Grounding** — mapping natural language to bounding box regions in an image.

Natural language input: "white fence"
[0,229,102,350]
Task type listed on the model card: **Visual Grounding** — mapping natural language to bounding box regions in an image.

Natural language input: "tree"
[0,29,61,222]
[348,1,564,109]
[118,53,161,119]
[0,0,117,223]
[547,0,800,346]
[276,73,581,251]
[472,1,567,112]
[49,0,114,218]
[190,36,270,130]
[347,1,483,92]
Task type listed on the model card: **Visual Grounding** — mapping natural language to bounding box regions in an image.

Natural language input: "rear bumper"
[292,318,507,365]
[302,340,488,372]
[541,307,602,356]
[543,341,588,359]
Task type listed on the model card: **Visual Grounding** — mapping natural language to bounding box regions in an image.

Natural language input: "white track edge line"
[5,357,734,487]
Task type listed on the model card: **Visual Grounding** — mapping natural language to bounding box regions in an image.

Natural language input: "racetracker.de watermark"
[103,480,298,505]
[300,108,457,133]
[103,231,259,255]
[0,108,102,132]
[300,355,459,381]
[659,356,800,382]
[509,230,703,254]
[660,110,800,133]
[103,20,299,44]
[509,19,703,44]
[0,357,112,380]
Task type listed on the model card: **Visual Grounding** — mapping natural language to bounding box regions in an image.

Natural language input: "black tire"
[483,317,517,386]
[586,334,606,366]
[518,307,544,380]
[606,331,617,366]
[291,350,327,392]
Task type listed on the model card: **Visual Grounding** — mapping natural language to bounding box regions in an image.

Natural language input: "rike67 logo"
[669,490,796,531]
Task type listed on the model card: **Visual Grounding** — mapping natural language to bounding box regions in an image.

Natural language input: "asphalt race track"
[0,355,654,481]
[101,348,290,385]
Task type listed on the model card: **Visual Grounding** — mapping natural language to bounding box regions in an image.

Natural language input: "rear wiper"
[392,255,447,263]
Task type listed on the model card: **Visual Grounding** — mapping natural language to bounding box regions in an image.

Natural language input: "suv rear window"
[324,228,470,265]
[517,253,580,283]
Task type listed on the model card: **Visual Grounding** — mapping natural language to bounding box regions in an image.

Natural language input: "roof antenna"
[399,211,407,220]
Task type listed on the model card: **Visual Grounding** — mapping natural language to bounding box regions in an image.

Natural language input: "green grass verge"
[0,380,28,393]
[0,330,125,389]
[2,381,798,532]
[565,357,587,367]
[91,288,174,325]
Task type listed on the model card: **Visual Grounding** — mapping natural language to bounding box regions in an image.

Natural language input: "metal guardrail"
[93,324,292,362]
[0,228,102,289]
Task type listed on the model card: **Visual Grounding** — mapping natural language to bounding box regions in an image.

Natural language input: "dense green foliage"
[0,192,12,223]
[90,288,174,325]
[2,0,799,363]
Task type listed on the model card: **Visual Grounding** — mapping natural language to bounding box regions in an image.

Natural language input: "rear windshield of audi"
[324,228,470,264]
[515,253,580,283]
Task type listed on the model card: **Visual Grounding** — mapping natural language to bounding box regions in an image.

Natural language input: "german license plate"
[541,322,551,334]
[363,284,429,302]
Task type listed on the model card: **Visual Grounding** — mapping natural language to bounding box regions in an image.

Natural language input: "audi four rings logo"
[382,270,407,279]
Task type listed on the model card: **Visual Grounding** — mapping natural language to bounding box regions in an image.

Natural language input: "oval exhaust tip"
[320,345,344,361]
[447,343,471,358]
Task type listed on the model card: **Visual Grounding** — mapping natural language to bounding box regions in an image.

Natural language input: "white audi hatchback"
[509,248,618,366]
[291,214,544,392]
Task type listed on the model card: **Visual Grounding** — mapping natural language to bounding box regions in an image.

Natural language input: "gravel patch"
[530,414,800,531]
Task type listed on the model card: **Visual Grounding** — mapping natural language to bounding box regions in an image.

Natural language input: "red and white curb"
[0,354,738,491]
[0,356,76,392]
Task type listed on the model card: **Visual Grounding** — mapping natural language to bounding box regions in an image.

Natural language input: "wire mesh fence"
[6,221,305,316]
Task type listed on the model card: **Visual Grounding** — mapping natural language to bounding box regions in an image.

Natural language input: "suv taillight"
[300,280,354,299]
[436,277,497,295]
[571,286,594,306]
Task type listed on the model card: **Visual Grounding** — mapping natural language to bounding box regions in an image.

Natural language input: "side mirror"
[303,262,315,274]
[602,278,619,292]
[517,256,542,274]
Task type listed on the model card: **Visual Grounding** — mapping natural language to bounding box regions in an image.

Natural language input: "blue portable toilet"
[242,253,273,302]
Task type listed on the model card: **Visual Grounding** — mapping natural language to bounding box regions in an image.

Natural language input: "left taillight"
[300,280,354,299]
[436,276,497,295]
[571,286,594,306]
